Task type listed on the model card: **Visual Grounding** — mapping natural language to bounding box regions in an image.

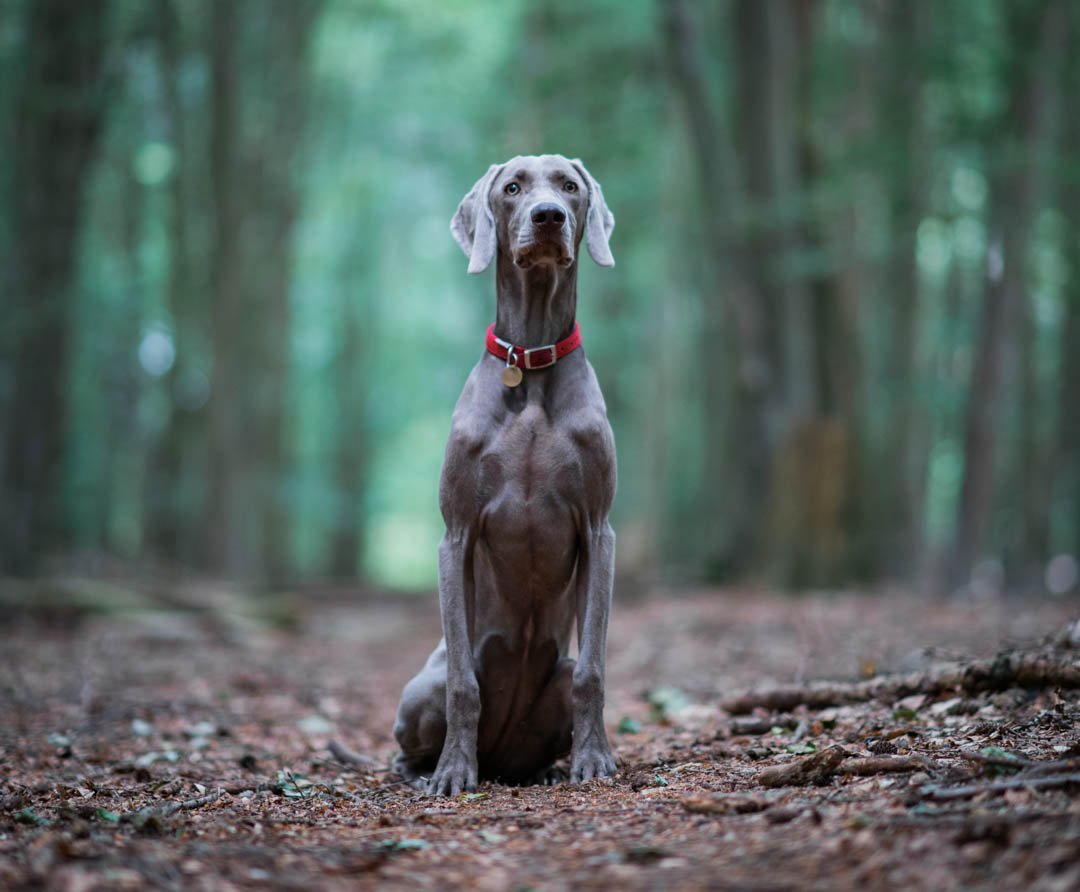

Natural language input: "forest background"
[3,0,1079,599]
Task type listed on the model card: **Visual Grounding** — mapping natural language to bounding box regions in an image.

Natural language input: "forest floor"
[1,580,1079,891]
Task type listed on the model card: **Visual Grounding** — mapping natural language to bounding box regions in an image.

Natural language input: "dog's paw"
[426,752,478,797]
[570,745,617,784]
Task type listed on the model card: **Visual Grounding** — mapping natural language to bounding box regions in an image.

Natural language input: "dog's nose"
[531,203,567,227]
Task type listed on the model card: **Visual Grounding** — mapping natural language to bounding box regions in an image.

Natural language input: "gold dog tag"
[501,365,523,388]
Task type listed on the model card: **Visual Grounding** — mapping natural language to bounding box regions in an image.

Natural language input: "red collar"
[485,322,582,370]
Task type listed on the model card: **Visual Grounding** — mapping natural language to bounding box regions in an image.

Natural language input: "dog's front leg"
[428,531,479,796]
[570,520,617,782]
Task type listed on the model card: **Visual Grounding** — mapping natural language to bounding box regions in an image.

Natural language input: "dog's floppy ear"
[451,163,503,274]
[571,159,615,268]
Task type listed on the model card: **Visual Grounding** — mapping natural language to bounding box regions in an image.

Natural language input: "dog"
[393,154,617,795]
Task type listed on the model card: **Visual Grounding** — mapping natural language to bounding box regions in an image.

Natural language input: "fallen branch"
[1022,757,1080,777]
[838,754,935,776]
[722,649,1080,715]
[918,772,1080,801]
[222,781,279,796]
[123,790,222,830]
[880,810,1066,829]
[681,794,770,815]
[954,751,1035,771]
[757,745,849,788]
[729,715,797,736]
[951,752,1080,776]
[327,739,379,769]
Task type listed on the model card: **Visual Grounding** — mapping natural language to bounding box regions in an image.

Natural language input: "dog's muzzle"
[514,202,574,268]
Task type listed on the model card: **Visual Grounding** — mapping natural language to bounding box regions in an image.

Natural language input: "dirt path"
[1,586,1078,890]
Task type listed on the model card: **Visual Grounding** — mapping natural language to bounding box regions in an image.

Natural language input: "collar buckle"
[522,344,557,369]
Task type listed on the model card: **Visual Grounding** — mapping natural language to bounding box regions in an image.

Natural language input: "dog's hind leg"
[392,642,448,787]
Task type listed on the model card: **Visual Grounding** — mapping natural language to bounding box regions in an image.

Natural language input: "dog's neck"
[494,249,578,347]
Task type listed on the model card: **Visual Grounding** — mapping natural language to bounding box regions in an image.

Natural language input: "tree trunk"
[205,0,319,581]
[762,0,861,588]
[733,0,792,414]
[1,0,109,573]
[1058,289,1080,560]
[1010,9,1069,583]
[142,0,204,566]
[871,0,928,580]
[206,0,245,576]
[662,0,776,579]
[951,1,1068,589]
[329,223,374,579]
[1054,18,1080,564]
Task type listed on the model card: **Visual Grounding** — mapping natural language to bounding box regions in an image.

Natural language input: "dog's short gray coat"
[393,155,617,795]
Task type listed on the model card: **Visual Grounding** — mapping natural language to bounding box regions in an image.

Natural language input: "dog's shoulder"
[446,360,500,448]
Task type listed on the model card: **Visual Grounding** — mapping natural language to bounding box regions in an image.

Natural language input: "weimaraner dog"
[392,154,618,795]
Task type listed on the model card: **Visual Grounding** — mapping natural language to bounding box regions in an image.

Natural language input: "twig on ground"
[757,745,850,788]
[729,715,798,736]
[222,781,279,796]
[123,789,222,829]
[951,752,1080,776]
[954,751,1037,771]
[1022,757,1080,776]
[917,772,1080,801]
[838,754,935,776]
[882,810,1068,828]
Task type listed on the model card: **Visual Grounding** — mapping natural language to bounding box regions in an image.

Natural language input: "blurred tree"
[869,0,929,579]
[142,0,208,566]
[952,0,1068,589]
[1,0,109,573]
[205,0,320,580]
[1054,8,1080,564]
[663,0,769,579]
[2,0,1076,594]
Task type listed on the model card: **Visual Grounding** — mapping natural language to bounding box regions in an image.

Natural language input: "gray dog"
[392,155,618,795]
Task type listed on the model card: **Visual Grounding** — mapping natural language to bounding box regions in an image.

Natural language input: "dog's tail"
[327,738,379,768]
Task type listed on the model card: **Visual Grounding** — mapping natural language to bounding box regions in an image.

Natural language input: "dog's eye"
[504,182,520,195]
[563,181,578,193]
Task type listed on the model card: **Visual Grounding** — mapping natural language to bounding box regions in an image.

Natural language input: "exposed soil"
[1,583,1079,890]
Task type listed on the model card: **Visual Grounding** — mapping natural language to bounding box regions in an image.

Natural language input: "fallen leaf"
[131,719,154,737]
[14,809,51,827]
[377,838,430,852]
[646,687,692,723]
[296,715,335,735]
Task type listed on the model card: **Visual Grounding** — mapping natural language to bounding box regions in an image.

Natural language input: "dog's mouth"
[514,239,574,270]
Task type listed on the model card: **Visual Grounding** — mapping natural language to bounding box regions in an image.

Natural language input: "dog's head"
[451,154,614,274]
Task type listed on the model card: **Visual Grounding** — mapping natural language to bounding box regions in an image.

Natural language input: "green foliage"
[1,0,1077,591]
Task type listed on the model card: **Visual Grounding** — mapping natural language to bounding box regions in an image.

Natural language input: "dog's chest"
[479,403,581,507]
